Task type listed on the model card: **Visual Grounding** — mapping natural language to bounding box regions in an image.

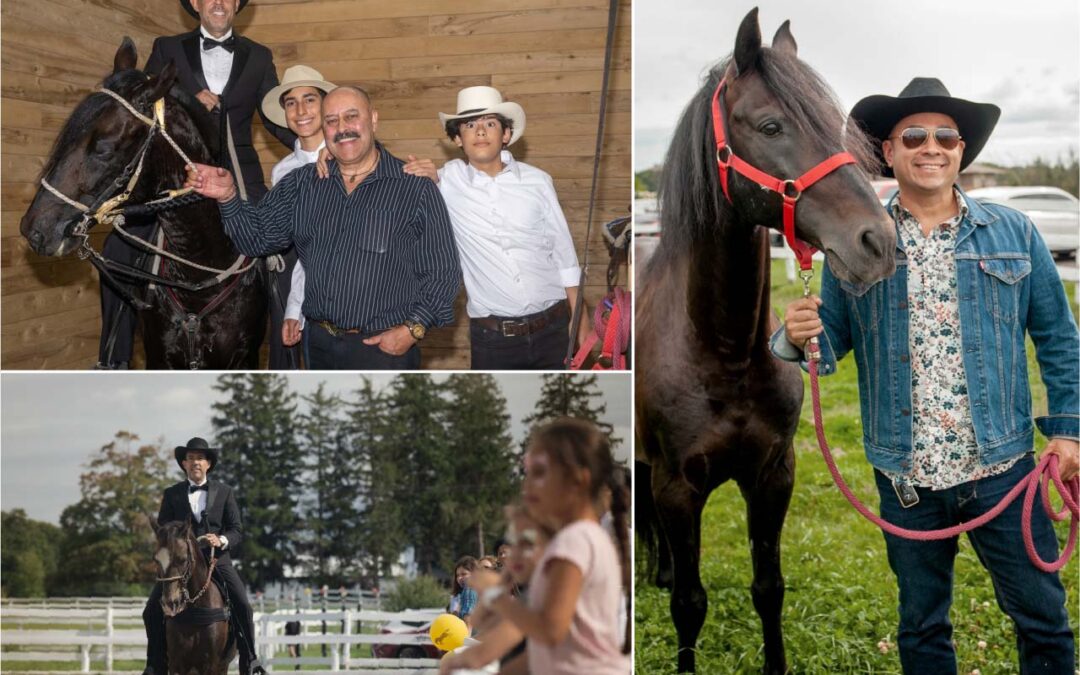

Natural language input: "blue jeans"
[874,455,1074,674]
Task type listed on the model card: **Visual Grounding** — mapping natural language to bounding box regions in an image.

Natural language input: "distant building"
[959,162,1007,191]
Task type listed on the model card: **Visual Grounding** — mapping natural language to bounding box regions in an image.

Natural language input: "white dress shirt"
[273,139,325,326]
[186,479,228,549]
[199,27,234,95]
[439,150,580,318]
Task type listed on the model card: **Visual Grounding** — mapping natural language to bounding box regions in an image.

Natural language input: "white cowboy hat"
[439,86,526,146]
[261,65,337,129]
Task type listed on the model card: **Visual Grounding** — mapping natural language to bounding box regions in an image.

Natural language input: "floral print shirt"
[886,190,1018,489]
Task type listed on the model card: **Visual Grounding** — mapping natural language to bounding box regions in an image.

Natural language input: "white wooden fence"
[0,604,444,674]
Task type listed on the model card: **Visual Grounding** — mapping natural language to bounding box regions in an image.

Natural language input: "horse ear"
[772,20,798,58]
[733,7,762,77]
[140,61,177,107]
[113,36,138,74]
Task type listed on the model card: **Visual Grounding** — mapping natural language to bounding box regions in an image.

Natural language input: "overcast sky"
[1,373,631,524]
[635,0,1079,171]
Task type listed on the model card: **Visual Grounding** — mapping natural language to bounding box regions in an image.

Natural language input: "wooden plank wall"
[2,0,191,369]
[1,0,631,370]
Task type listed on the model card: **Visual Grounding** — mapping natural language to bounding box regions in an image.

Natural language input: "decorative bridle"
[38,86,256,287]
[710,76,858,359]
[157,533,218,614]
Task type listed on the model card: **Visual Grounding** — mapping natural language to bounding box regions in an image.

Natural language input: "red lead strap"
[710,78,857,271]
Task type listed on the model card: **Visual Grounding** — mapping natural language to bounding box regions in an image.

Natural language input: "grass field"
[635,261,1080,674]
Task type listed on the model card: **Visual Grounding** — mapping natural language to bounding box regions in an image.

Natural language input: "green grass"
[635,261,1080,674]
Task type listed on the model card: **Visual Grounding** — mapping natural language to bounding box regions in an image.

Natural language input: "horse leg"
[740,449,795,675]
[653,464,708,673]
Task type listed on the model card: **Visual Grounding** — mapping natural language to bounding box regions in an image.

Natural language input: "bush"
[382,575,447,612]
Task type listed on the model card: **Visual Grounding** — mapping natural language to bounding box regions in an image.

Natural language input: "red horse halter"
[710,77,856,271]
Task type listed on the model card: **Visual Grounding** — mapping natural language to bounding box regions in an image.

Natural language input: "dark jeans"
[268,248,301,370]
[874,455,1074,675]
[303,321,421,370]
[469,308,569,370]
[143,562,258,674]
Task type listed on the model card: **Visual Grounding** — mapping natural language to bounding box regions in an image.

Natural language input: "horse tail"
[635,459,660,585]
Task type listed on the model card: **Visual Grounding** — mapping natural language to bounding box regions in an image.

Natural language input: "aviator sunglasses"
[890,126,963,151]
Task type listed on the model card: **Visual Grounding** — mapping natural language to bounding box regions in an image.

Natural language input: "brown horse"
[635,8,896,674]
[153,520,236,674]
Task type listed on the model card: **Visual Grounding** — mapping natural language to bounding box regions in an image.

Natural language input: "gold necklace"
[342,156,379,183]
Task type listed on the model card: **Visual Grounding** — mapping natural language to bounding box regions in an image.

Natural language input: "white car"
[966,186,1079,259]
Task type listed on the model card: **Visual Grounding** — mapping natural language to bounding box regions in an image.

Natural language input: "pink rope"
[808,359,1079,572]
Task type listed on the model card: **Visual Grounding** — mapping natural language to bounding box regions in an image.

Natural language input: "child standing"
[478,418,631,673]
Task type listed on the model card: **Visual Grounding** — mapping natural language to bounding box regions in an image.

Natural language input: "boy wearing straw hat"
[259,65,336,368]
[406,86,584,369]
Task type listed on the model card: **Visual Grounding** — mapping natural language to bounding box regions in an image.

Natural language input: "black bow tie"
[189,483,209,493]
[202,35,236,53]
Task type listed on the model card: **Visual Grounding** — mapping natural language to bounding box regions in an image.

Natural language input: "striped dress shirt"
[219,143,461,332]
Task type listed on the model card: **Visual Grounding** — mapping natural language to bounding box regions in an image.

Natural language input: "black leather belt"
[472,300,568,337]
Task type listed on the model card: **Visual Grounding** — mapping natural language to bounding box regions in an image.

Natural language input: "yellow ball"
[429,613,468,652]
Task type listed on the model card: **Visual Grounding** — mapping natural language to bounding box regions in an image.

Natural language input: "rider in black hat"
[775,77,1078,674]
[143,437,264,675]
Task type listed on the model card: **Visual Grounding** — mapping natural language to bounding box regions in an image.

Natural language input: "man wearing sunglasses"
[774,77,1078,673]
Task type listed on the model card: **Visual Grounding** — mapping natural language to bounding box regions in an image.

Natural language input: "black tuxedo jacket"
[144,29,296,200]
[158,478,243,567]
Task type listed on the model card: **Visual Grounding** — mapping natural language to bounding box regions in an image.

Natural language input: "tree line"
[1,374,618,597]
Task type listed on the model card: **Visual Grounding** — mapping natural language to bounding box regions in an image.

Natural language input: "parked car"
[965,186,1079,259]
[872,179,899,206]
[371,619,443,660]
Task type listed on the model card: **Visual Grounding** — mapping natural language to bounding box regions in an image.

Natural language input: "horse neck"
[148,119,241,275]
[186,539,215,607]
[685,206,773,365]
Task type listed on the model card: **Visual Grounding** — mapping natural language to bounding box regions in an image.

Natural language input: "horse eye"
[759,121,782,137]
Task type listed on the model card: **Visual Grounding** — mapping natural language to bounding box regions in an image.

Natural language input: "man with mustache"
[775,78,1078,673]
[96,0,295,369]
[185,86,460,369]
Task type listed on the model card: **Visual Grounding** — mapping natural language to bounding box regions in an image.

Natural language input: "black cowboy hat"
[180,0,249,19]
[174,437,219,471]
[849,77,1000,178]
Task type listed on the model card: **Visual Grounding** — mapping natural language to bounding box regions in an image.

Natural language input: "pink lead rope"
[808,359,1079,572]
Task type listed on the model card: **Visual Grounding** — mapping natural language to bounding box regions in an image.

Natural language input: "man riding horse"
[100,0,296,370]
[144,438,263,675]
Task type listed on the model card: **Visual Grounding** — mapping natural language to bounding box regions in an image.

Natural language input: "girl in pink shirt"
[478,418,631,674]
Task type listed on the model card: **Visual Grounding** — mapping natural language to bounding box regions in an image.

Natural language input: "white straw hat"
[438,86,526,145]
[261,65,336,129]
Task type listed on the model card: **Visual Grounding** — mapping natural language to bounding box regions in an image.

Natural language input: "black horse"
[635,9,896,673]
[19,38,266,369]
[152,520,236,675]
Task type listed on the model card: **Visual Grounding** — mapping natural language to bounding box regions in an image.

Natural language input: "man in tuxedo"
[143,438,263,675]
[97,0,296,369]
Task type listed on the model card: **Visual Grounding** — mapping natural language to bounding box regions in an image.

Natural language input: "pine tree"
[443,374,520,564]
[381,374,452,576]
[349,377,402,581]
[521,374,621,450]
[211,374,302,590]
[297,382,352,585]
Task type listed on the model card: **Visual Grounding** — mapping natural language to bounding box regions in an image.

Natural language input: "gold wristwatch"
[404,319,427,341]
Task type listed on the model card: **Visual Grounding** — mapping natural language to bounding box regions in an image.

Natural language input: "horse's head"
[665,8,896,285]
[154,519,197,617]
[19,37,205,258]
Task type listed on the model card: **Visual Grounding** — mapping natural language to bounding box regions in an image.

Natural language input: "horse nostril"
[29,230,45,250]
[860,228,886,259]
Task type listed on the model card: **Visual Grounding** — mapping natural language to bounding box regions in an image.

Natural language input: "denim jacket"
[771,186,1080,475]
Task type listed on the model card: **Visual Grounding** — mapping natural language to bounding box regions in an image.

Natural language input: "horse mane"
[651,49,881,262]
[40,68,219,179]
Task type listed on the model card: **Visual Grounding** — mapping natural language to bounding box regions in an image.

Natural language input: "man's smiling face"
[883,112,965,197]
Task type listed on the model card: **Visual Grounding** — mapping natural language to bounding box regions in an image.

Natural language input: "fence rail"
[0,604,444,674]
